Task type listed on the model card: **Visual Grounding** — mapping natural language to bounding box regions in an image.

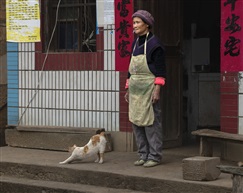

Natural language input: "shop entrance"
[134,0,221,147]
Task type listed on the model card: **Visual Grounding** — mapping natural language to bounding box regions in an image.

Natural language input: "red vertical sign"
[115,0,133,71]
[221,0,243,72]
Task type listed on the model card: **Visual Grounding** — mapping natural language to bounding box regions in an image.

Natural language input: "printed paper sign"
[6,0,40,42]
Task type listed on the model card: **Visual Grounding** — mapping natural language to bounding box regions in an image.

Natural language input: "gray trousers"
[132,101,163,162]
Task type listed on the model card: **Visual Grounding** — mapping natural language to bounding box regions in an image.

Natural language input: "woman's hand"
[124,91,129,103]
[152,85,161,104]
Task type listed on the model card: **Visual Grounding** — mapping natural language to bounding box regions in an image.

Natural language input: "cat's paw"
[94,158,99,163]
[59,161,65,164]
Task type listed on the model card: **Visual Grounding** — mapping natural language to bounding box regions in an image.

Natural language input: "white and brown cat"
[238,162,243,167]
[59,129,107,164]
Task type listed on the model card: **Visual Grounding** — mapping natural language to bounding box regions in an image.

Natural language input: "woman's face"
[133,17,149,36]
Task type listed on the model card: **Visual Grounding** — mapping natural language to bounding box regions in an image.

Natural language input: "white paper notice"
[104,0,114,24]
[6,0,40,42]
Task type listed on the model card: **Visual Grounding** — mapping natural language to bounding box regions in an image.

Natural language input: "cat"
[238,162,243,167]
[59,129,107,164]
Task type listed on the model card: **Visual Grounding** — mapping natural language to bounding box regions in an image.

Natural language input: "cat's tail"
[69,144,77,152]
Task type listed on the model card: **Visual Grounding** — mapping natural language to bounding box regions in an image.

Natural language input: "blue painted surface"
[7,42,19,125]
[7,42,18,51]
[7,107,19,125]
[7,70,18,77]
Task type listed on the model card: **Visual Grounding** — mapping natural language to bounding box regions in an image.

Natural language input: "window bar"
[65,6,67,52]
[61,50,63,126]
[71,15,74,126]
[26,43,28,126]
[32,43,36,126]
[109,26,113,131]
[105,26,108,130]
[72,5,75,52]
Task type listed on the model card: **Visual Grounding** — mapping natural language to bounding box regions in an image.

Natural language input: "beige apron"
[128,33,155,126]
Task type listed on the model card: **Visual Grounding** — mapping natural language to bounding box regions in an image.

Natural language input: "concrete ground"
[0,143,236,192]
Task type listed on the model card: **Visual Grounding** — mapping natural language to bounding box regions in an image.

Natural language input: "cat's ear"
[96,128,105,134]
[101,128,105,133]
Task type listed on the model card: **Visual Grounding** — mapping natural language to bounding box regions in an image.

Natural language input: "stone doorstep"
[1,176,149,193]
[5,127,113,152]
[182,156,221,181]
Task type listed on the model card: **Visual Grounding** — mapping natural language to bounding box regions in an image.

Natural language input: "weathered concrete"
[0,84,7,146]
[5,126,137,152]
[1,176,150,193]
[222,142,243,161]
[5,125,180,153]
[0,104,6,146]
[0,145,233,193]
[182,156,221,181]
[5,127,113,152]
[218,165,243,193]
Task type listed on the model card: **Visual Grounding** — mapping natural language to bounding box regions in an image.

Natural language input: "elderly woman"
[125,10,166,167]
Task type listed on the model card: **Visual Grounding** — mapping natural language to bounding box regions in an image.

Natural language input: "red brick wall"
[119,72,132,132]
[220,72,239,133]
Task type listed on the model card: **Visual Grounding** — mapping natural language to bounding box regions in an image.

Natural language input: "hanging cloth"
[128,33,155,126]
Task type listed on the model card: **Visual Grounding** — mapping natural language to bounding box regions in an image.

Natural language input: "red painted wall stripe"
[35,28,104,71]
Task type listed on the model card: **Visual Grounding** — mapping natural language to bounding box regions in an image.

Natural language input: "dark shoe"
[134,159,146,166]
[143,160,160,167]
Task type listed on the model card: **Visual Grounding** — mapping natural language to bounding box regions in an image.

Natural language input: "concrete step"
[0,146,234,193]
[1,162,156,192]
[5,126,112,152]
[0,176,150,193]
[0,161,232,193]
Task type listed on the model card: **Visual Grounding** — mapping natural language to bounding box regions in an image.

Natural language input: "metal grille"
[17,25,119,131]
[45,0,97,52]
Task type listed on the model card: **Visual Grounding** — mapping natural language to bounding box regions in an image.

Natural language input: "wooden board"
[192,129,243,142]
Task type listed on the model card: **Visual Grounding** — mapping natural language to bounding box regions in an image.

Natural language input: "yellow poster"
[6,0,40,42]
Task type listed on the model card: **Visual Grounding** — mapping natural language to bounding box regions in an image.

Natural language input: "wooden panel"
[161,56,182,143]
[134,0,183,147]
[192,129,243,141]
[134,0,181,48]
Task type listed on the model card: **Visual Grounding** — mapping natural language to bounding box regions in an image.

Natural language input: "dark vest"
[132,35,164,64]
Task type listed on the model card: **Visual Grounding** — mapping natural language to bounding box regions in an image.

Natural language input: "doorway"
[134,0,221,147]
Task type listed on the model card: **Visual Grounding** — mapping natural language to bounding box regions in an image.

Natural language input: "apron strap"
[132,32,149,55]
[144,32,149,55]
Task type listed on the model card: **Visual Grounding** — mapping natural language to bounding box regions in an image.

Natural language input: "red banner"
[221,0,243,72]
[115,0,133,71]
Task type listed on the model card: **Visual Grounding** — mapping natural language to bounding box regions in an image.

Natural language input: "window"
[43,0,96,52]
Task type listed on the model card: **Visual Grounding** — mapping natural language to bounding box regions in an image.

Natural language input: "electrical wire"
[18,0,62,125]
